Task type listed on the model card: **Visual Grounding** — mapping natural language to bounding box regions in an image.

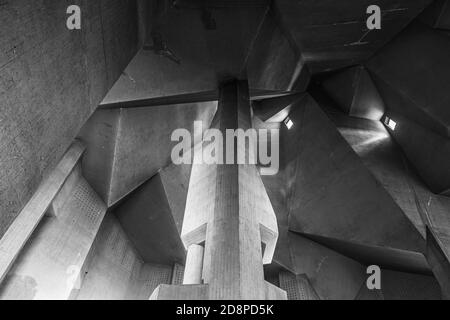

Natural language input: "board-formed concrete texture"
[0,0,139,239]
[1,0,450,301]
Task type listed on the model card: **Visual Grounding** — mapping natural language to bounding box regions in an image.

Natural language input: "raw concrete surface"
[280,94,425,254]
[0,0,138,238]
[322,66,385,120]
[114,173,186,265]
[275,0,432,73]
[0,167,106,300]
[75,213,173,300]
[79,101,217,207]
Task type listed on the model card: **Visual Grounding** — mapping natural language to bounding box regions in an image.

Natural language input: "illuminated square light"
[284,117,294,130]
[384,117,397,131]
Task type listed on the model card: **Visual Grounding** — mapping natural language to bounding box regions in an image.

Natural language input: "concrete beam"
[0,141,85,285]
[0,0,138,238]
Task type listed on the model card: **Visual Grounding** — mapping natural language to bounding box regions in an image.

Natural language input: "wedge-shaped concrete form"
[426,227,450,299]
[275,0,432,73]
[0,141,85,285]
[279,272,320,300]
[379,269,441,300]
[0,0,138,238]
[328,108,450,256]
[78,101,217,207]
[159,163,192,234]
[322,66,385,120]
[278,94,426,264]
[325,112,427,237]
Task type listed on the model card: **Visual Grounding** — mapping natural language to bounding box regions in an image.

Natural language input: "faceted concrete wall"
[79,101,217,207]
[75,214,173,300]
[0,0,139,238]
[0,165,107,300]
[322,66,385,120]
[280,94,424,254]
[367,22,450,193]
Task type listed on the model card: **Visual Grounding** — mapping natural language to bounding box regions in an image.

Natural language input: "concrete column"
[154,79,282,300]
[202,80,266,299]
[183,244,204,285]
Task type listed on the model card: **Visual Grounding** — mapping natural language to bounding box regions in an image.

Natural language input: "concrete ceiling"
[100,0,433,107]
[102,0,276,106]
[275,0,432,74]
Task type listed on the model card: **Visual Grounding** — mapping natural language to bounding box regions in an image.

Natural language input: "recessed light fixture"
[284,117,294,130]
[384,116,397,131]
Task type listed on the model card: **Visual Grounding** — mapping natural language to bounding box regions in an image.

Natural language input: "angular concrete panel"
[322,66,385,120]
[0,0,138,238]
[279,272,320,300]
[280,94,425,255]
[153,80,283,300]
[325,112,426,236]
[287,233,366,300]
[275,0,432,73]
[159,163,192,234]
[246,9,310,92]
[0,168,107,300]
[80,101,217,207]
[77,109,121,205]
[426,227,450,299]
[114,174,186,265]
[381,269,441,300]
[367,22,450,137]
[382,108,450,194]
[252,93,307,123]
[419,0,450,30]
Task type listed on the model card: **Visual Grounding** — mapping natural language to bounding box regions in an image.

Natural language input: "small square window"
[284,117,294,130]
[384,116,397,131]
